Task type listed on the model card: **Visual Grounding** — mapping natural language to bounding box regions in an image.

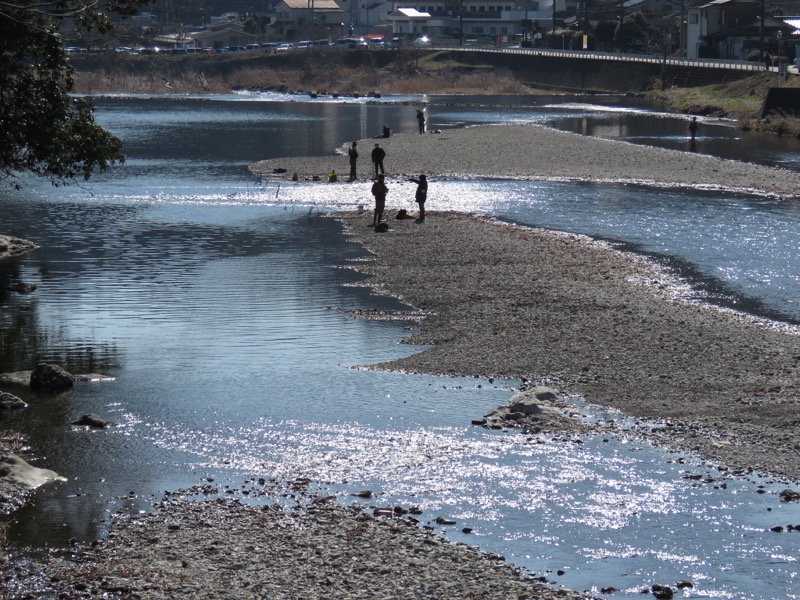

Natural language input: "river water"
[1,93,800,598]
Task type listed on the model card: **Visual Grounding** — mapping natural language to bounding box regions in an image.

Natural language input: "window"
[689,13,698,24]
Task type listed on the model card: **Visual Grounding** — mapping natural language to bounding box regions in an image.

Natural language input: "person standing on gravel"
[372,143,386,177]
[371,174,388,230]
[416,109,426,134]
[348,141,359,181]
[409,173,427,221]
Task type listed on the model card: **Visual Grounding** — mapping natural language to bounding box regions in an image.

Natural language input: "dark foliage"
[0,0,150,185]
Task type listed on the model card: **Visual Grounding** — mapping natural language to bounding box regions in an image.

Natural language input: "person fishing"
[409,173,427,221]
[348,141,358,181]
[371,174,388,231]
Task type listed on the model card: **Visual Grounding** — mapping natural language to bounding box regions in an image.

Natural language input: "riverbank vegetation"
[653,72,800,136]
[71,49,534,96]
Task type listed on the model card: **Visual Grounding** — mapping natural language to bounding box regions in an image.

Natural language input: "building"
[685,0,760,58]
[272,0,347,40]
[384,0,569,43]
[190,22,260,50]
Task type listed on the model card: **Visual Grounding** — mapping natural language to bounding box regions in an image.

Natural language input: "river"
[1,92,799,598]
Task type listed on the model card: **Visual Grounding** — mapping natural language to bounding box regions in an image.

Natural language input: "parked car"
[275,43,295,52]
[245,44,261,51]
[335,37,368,48]
[261,42,279,52]
[297,40,313,48]
[413,36,431,47]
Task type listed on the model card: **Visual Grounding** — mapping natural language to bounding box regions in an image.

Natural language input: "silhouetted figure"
[372,143,386,177]
[689,116,699,141]
[371,174,388,230]
[416,109,426,134]
[409,173,427,221]
[348,141,358,181]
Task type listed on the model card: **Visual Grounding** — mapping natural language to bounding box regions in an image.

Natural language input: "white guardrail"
[414,44,774,73]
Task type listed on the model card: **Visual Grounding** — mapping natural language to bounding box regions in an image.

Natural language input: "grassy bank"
[653,72,800,137]
[71,49,535,96]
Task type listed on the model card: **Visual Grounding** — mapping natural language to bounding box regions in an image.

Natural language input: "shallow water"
[2,94,800,599]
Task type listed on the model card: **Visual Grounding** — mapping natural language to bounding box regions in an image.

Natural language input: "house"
[272,0,346,40]
[387,7,434,38]
[622,0,675,18]
[385,0,569,43]
[190,22,261,50]
[685,0,760,59]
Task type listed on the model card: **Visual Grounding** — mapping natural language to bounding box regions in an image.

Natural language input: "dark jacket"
[410,177,427,202]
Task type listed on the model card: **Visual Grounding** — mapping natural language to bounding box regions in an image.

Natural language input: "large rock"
[29,363,74,393]
[71,413,116,429]
[484,386,561,421]
[0,453,61,488]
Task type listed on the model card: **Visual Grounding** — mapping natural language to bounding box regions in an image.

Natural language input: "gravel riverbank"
[27,489,588,600]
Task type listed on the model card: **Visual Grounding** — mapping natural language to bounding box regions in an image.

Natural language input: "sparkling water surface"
[1,94,799,599]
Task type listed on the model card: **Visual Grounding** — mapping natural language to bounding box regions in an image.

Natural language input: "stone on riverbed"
[0,367,114,391]
[0,453,62,488]
[29,363,74,393]
[0,391,27,409]
[71,413,116,429]
[484,386,561,426]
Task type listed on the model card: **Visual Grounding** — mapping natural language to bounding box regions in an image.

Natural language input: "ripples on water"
[1,94,800,599]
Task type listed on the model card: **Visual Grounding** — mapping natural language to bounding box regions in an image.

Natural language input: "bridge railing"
[423,44,770,73]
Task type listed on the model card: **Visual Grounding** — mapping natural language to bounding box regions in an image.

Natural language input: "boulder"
[0,452,62,489]
[651,584,674,599]
[71,413,116,429]
[779,488,800,503]
[484,386,562,425]
[29,363,74,392]
[0,392,27,409]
